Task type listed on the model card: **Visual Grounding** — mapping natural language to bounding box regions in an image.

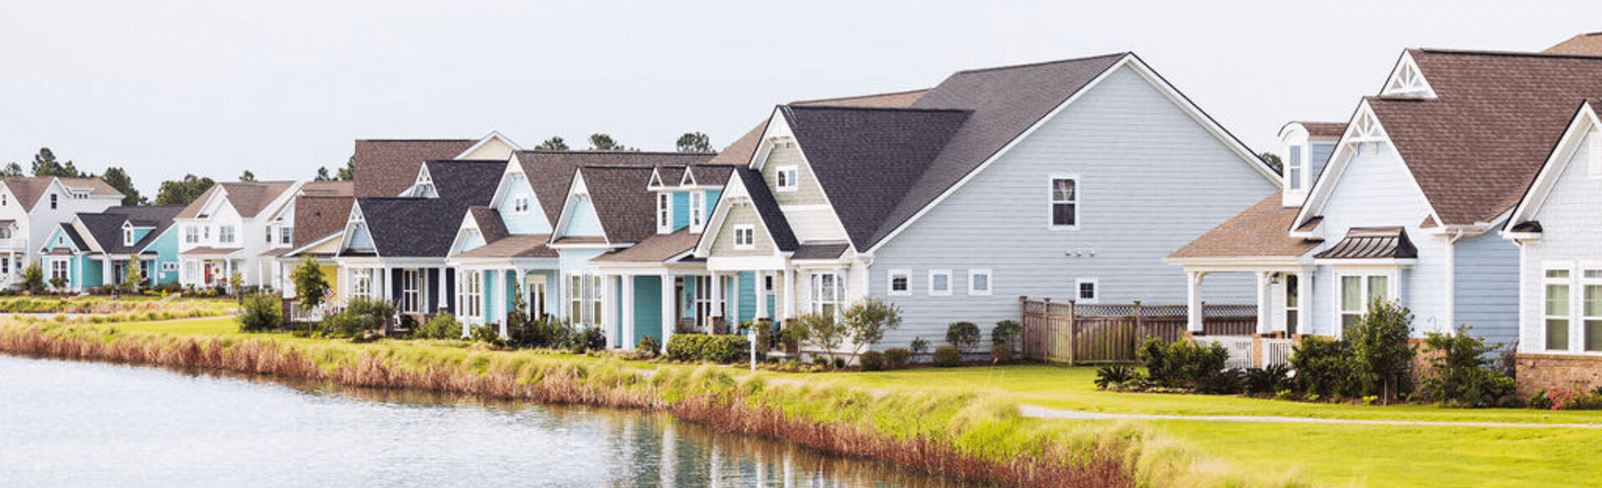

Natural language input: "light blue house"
[39,206,184,291]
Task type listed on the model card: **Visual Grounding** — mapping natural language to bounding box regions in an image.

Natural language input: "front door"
[528,279,548,319]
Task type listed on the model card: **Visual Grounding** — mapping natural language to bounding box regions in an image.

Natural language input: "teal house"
[39,206,184,291]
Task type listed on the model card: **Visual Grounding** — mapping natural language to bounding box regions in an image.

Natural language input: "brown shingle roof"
[1368,49,1602,225]
[178,181,295,219]
[592,228,699,263]
[1169,193,1318,259]
[468,207,509,244]
[291,196,353,247]
[353,139,476,197]
[515,151,716,226]
[458,234,557,259]
[707,89,930,166]
[3,176,122,210]
[299,180,354,197]
[1545,32,1602,56]
[575,166,660,244]
[1295,121,1347,139]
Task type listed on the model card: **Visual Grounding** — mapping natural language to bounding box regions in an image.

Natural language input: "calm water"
[0,354,970,487]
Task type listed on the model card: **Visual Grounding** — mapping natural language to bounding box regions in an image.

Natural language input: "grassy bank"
[0,295,233,322]
[0,318,1154,488]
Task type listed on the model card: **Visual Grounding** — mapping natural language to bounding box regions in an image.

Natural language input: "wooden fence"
[1018,297,1258,365]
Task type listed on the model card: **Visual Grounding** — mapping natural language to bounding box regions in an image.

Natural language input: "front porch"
[335,258,457,332]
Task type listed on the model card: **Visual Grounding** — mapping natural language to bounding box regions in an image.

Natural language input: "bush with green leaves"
[637,335,662,356]
[1094,364,1141,390]
[945,321,981,352]
[909,337,930,356]
[21,263,45,294]
[318,298,393,338]
[992,320,1022,348]
[412,313,463,340]
[665,333,749,363]
[568,326,607,354]
[1347,298,1416,404]
[236,292,282,332]
[794,313,845,365]
[842,299,902,364]
[1137,337,1231,391]
[1420,326,1516,407]
[932,345,963,367]
[1243,364,1292,396]
[859,350,885,371]
[469,324,503,345]
[882,348,912,370]
[991,343,1014,363]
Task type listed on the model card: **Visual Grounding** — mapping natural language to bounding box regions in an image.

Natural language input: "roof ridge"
[356,138,477,143]
[789,88,931,105]
[785,104,971,114]
[953,52,1129,75]
[518,150,711,156]
[1415,47,1602,60]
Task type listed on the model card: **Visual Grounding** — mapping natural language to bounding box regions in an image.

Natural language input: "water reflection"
[0,355,974,487]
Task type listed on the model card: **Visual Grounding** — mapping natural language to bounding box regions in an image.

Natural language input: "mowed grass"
[99,315,1602,486]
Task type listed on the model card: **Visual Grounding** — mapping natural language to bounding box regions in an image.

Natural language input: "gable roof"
[515,151,716,226]
[352,139,476,197]
[778,105,971,248]
[1503,99,1602,234]
[708,89,930,166]
[1364,49,1602,225]
[176,181,296,219]
[731,167,798,251]
[49,223,88,252]
[567,166,660,244]
[1546,32,1602,56]
[468,207,510,244]
[350,160,504,258]
[298,180,354,197]
[4,176,122,210]
[75,205,184,255]
[292,195,353,247]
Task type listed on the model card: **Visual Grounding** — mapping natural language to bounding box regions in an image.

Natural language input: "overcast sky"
[2,1,1599,197]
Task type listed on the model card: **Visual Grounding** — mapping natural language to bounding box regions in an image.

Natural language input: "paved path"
[1019,405,1602,429]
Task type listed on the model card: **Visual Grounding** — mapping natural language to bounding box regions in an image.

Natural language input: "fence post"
[1066,299,1076,365]
[1132,300,1143,361]
[1018,296,1029,358]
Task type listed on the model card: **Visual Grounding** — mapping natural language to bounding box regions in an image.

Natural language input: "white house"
[175,181,301,290]
[0,176,123,287]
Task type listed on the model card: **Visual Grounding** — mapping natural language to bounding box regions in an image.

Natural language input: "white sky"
[2,1,1599,196]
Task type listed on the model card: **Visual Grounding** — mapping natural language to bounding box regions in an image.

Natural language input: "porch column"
[755,271,768,320]
[1186,271,1206,332]
[660,273,675,352]
[1295,270,1310,336]
[709,271,723,319]
[730,273,741,326]
[780,268,794,321]
[101,257,112,287]
[621,274,635,350]
[381,266,394,303]
[1256,271,1272,334]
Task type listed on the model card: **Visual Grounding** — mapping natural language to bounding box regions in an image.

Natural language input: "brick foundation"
[1515,353,1602,398]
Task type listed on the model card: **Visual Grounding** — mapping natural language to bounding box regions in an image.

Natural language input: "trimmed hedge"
[666,333,749,364]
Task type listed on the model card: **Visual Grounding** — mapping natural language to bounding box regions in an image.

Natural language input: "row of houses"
[7,33,1602,393]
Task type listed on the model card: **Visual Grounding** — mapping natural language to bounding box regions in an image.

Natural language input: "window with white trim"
[513,196,531,214]
[1339,273,1392,335]
[123,227,135,246]
[162,262,179,272]
[1076,278,1098,303]
[399,269,423,313]
[1545,267,1572,351]
[218,225,235,244]
[969,269,992,296]
[1583,267,1602,352]
[887,270,910,296]
[351,270,371,299]
[810,272,844,319]
[928,269,951,296]
[590,275,605,328]
[49,193,57,209]
[733,225,755,250]
[185,225,199,244]
[656,193,671,233]
[689,192,705,232]
[280,227,293,245]
[570,274,584,325]
[1049,176,1078,229]
[461,271,483,319]
[49,259,68,283]
[1286,145,1304,191]
[775,166,798,192]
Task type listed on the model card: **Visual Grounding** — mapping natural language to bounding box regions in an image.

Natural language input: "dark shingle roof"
[1368,49,1602,225]
[573,166,660,244]
[732,167,798,251]
[352,160,504,257]
[709,89,931,166]
[792,242,850,260]
[352,139,477,197]
[516,151,717,226]
[468,207,509,244]
[76,206,184,255]
[54,223,88,252]
[780,105,971,249]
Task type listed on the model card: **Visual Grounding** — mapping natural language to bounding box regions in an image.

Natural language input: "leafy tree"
[101,167,144,206]
[153,174,216,206]
[587,133,632,152]
[313,167,333,182]
[336,156,356,181]
[122,261,144,292]
[20,262,44,294]
[842,298,902,364]
[675,132,714,153]
[535,136,570,151]
[238,170,256,182]
[1259,152,1284,175]
[31,148,90,178]
[1348,298,1416,404]
[795,313,845,367]
[290,255,328,310]
[0,162,23,178]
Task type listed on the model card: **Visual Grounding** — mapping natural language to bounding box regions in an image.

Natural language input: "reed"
[0,321,1137,487]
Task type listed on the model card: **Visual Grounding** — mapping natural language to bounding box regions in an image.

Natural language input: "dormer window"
[123,226,134,246]
[689,191,705,233]
[655,193,671,233]
[775,166,798,192]
[513,196,531,214]
[1286,145,1304,191]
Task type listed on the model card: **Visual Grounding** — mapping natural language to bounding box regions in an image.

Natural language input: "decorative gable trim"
[1503,101,1602,239]
[403,164,437,198]
[447,210,481,258]
[487,159,548,231]
[1379,52,1437,100]
[1292,101,1443,232]
[678,167,698,187]
[745,107,853,251]
[647,167,667,190]
[336,202,379,257]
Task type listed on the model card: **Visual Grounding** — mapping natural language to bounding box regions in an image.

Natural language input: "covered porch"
[180,247,245,290]
[335,257,456,332]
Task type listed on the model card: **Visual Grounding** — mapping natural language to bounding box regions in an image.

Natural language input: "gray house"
[692,52,1278,349]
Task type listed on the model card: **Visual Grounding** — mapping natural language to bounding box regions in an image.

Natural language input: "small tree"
[237,292,283,332]
[945,321,981,353]
[290,256,328,311]
[122,262,145,293]
[21,262,45,294]
[795,313,845,367]
[842,298,902,364]
[228,272,244,297]
[1420,325,1515,407]
[1348,298,1416,404]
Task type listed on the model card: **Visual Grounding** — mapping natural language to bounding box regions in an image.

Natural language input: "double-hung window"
[1286,145,1304,191]
[775,166,798,192]
[1545,268,1572,351]
[656,193,671,233]
[732,225,754,250]
[570,275,585,325]
[810,272,843,319]
[461,272,483,319]
[591,275,605,329]
[887,270,911,296]
[123,228,135,246]
[969,269,992,296]
[928,270,952,296]
[689,192,705,232]
[513,196,531,214]
[1339,273,1392,335]
[218,225,235,244]
[351,270,372,299]
[399,269,422,313]
[1049,176,1078,229]
[1583,268,1602,352]
[185,225,199,244]
[49,193,57,209]
[49,259,68,283]
[280,227,293,245]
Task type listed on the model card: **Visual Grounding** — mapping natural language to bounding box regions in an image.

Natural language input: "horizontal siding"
[1521,129,1602,353]
[1454,232,1519,346]
[869,65,1273,348]
[762,143,827,206]
[564,196,605,237]
[709,202,775,256]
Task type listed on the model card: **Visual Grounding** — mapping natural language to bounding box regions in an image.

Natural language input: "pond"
[0,354,971,487]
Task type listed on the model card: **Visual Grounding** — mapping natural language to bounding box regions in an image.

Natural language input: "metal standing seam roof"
[1313,227,1418,260]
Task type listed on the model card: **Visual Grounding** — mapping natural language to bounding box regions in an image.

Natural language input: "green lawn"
[89,315,1602,486]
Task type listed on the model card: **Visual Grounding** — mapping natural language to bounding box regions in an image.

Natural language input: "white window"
[461,271,483,319]
[928,269,952,296]
[0,227,9,240]
[513,196,531,214]
[732,225,755,250]
[162,262,179,272]
[689,192,705,232]
[1544,267,1572,352]
[590,275,604,328]
[203,226,210,240]
[280,227,293,245]
[1049,176,1078,229]
[351,270,371,299]
[1286,145,1304,191]
[969,269,992,296]
[264,225,272,243]
[570,274,584,325]
[123,227,134,246]
[399,269,423,313]
[1,257,9,276]
[1076,278,1098,303]
[656,193,671,233]
[810,272,843,319]
[1583,267,1602,352]
[49,259,68,282]
[2,194,7,206]
[693,275,713,327]
[218,225,235,244]
[185,225,199,244]
[1339,273,1393,335]
[775,166,798,192]
[887,270,911,296]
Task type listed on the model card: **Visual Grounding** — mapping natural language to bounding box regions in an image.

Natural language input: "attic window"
[513,196,531,214]
[775,166,798,192]
[655,193,671,233]
[49,194,57,209]
[123,227,134,246]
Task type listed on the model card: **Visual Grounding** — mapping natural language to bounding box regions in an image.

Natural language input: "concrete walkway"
[1019,405,1602,429]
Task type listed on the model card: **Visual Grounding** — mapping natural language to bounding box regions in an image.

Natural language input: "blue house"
[39,206,184,291]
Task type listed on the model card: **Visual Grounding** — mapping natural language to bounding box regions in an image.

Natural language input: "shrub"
[1201,368,1246,395]
[1243,364,1292,396]
[1138,337,1229,391]
[778,323,807,353]
[412,313,462,340]
[794,313,845,366]
[882,348,912,370]
[469,324,503,345]
[1094,364,1140,390]
[1290,336,1358,398]
[909,337,930,356]
[1347,299,1416,404]
[992,320,1023,348]
[991,343,1013,363]
[1420,326,1516,407]
[842,299,903,364]
[665,333,749,363]
[48,275,66,292]
[932,345,963,367]
[1535,387,1602,410]
[236,292,282,332]
[568,326,607,354]
[637,335,662,356]
[318,298,393,338]
[945,322,981,352]
[858,351,885,371]
[21,263,45,294]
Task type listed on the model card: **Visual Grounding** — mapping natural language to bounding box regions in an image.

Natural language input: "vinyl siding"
[709,202,775,256]
[1453,232,1519,346]
[565,196,605,237]
[1519,129,1602,353]
[1310,142,1336,183]
[498,176,550,235]
[762,143,828,206]
[671,191,690,230]
[868,65,1273,348]
[146,227,180,284]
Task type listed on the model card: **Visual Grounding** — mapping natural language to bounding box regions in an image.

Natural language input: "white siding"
[1519,130,1602,353]
[868,65,1274,347]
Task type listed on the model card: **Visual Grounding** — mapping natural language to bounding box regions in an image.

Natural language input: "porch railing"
[1195,335,1256,370]
[1261,338,1293,368]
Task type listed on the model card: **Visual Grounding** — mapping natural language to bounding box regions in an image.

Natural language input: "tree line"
[4,133,716,207]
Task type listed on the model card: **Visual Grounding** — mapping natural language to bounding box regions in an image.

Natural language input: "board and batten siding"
[1518,130,1602,354]
[867,65,1273,348]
